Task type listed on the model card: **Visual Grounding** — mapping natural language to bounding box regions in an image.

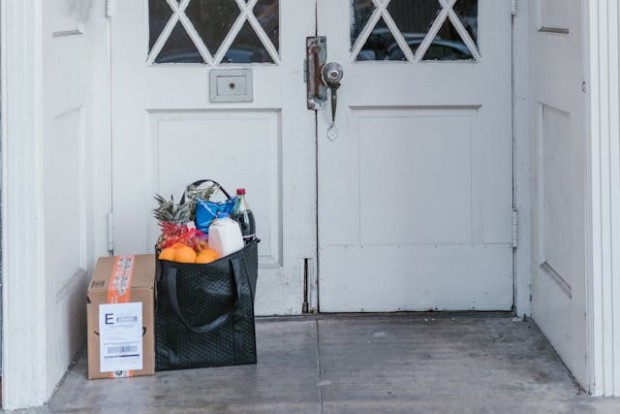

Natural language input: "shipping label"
[99,302,143,373]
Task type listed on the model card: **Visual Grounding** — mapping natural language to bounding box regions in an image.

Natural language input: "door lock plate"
[306,36,327,110]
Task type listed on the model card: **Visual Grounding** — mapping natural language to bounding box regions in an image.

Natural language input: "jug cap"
[236,188,246,195]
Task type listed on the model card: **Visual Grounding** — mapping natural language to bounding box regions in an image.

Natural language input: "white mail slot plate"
[209,68,253,103]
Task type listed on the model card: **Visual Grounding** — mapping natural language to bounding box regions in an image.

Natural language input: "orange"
[158,247,176,261]
[171,242,186,249]
[195,248,219,264]
[174,245,197,263]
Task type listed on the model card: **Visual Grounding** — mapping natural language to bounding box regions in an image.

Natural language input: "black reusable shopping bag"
[155,240,258,371]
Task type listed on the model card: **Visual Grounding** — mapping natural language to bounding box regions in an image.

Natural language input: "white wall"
[2,0,110,409]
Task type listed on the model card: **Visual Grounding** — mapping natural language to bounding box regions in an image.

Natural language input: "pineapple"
[153,194,202,251]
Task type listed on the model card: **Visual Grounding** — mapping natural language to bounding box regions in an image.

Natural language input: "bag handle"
[180,179,232,205]
[164,257,246,334]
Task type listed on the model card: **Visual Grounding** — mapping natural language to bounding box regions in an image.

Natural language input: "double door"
[111,0,513,314]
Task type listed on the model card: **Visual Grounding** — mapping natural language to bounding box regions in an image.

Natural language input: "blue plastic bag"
[195,197,237,234]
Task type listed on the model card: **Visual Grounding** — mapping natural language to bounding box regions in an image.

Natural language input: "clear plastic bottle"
[208,212,244,257]
[232,188,256,243]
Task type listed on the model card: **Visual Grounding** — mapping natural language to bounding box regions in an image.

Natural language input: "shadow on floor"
[10,315,620,413]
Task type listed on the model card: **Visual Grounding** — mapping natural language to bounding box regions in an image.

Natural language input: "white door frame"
[586,0,620,396]
[1,0,619,409]
[1,0,48,409]
[512,0,533,318]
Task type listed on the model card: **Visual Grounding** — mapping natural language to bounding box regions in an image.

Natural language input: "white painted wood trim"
[512,0,532,317]
[587,0,620,397]
[1,0,48,409]
[91,2,114,264]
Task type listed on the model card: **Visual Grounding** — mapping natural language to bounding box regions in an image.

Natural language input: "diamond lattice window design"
[351,0,479,62]
[149,0,279,65]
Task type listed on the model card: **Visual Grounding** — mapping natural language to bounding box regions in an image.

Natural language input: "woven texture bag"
[155,240,258,371]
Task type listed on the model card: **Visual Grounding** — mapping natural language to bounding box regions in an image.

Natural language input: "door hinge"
[105,0,114,18]
[512,208,519,249]
[511,0,518,16]
[107,212,115,254]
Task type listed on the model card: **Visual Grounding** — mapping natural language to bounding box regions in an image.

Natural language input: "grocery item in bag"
[195,197,236,234]
[232,188,256,243]
[208,212,244,257]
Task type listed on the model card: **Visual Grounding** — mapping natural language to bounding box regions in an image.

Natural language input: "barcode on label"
[117,316,138,323]
[107,345,137,355]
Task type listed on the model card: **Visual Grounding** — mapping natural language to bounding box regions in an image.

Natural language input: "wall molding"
[587,0,620,397]
[1,0,48,409]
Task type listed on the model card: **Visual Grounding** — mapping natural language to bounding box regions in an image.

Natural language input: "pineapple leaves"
[153,194,193,224]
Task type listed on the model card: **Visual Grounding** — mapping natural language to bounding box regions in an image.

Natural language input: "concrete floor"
[10,314,620,413]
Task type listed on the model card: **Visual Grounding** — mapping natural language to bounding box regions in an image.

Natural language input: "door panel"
[357,108,477,245]
[112,0,316,315]
[531,0,587,386]
[147,111,283,266]
[317,0,513,311]
[321,246,512,312]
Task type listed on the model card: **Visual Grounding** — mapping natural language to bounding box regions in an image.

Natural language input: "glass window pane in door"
[423,19,473,61]
[423,0,477,61]
[351,0,375,46]
[255,0,279,52]
[225,20,273,63]
[387,0,441,35]
[351,0,441,61]
[452,0,478,46]
[149,0,173,51]
[149,0,279,64]
[351,0,478,62]
[155,22,204,63]
[386,0,441,61]
[185,0,239,54]
[357,18,399,61]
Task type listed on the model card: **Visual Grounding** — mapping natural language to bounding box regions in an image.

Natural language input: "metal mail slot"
[209,68,254,103]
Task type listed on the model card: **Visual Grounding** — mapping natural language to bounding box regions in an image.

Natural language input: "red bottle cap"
[236,188,246,195]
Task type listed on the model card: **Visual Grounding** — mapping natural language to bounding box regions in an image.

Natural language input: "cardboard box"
[87,254,156,379]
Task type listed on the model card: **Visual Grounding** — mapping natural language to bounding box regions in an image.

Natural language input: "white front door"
[317,0,513,311]
[112,0,513,315]
[111,0,317,315]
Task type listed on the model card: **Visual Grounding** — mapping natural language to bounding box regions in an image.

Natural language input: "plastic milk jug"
[208,212,244,257]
